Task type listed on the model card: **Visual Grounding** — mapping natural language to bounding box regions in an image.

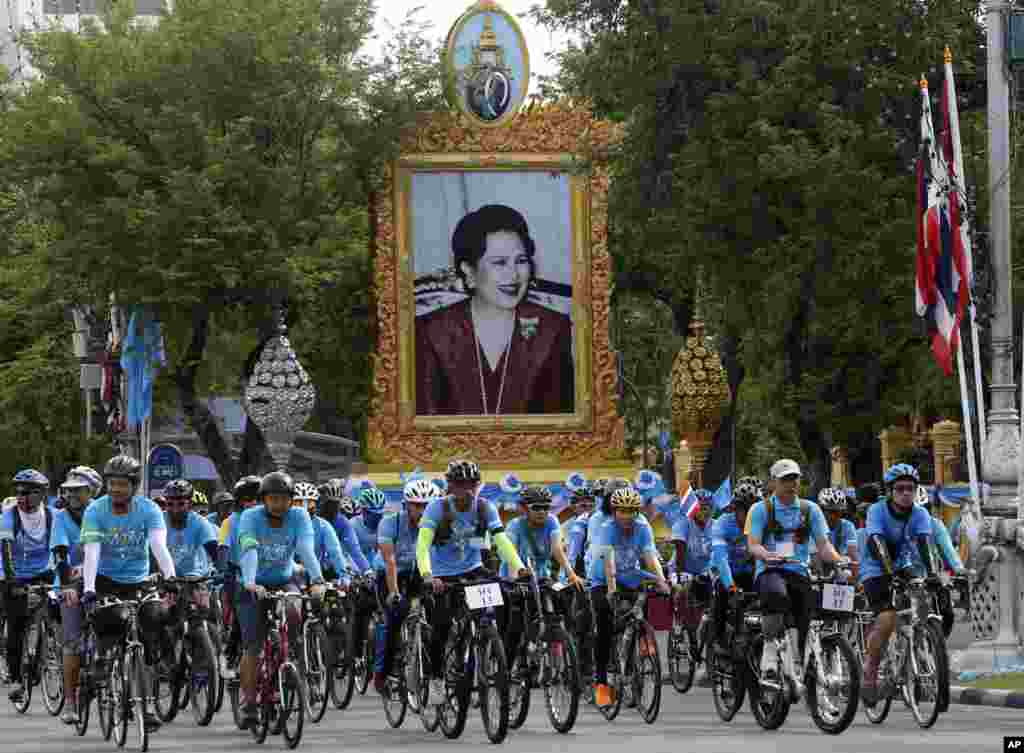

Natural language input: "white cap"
[770,459,801,479]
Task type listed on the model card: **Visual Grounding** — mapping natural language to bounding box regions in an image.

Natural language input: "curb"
[949,686,1024,709]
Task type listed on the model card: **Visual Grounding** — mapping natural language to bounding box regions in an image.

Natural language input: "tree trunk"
[703,327,744,487]
[173,306,238,487]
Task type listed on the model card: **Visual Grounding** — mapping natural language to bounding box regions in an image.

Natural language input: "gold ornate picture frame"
[367,104,625,466]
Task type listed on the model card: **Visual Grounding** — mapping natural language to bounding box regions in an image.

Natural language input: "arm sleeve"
[933,520,962,570]
[321,524,347,576]
[83,541,100,592]
[336,518,370,572]
[416,526,435,578]
[493,530,524,573]
[295,535,324,584]
[710,520,734,590]
[565,522,584,569]
[240,548,258,587]
[149,528,176,578]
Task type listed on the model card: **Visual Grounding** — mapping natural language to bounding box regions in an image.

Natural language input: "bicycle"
[301,584,333,724]
[597,582,663,724]
[436,576,510,743]
[667,573,710,694]
[152,574,221,726]
[391,591,440,732]
[851,573,950,729]
[344,574,377,698]
[317,580,357,711]
[504,574,581,734]
[9,582,64,715]
[247,588,308,749]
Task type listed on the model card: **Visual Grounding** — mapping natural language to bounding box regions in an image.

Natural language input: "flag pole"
[969,305,986,464]
[956,335,981,506]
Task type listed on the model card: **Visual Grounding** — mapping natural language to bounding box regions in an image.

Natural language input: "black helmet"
[233,475,262,501]
[591,478,611,499]
[521,486,553,507]
[445,459,481,483]
[163,479,194,499]
[260,471,294,497]
[856,483,881,505]
[571,485,593,501]
[213,491,234,508]
[103,455,141,481]
[318,478,346,502]
[733,479,760,508]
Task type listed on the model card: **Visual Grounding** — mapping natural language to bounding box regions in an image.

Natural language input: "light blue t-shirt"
[0,508,53,580]
[166,512,217,577]
[420,497,503,577]
[352,515,379,559]
[829,518,858,555]
[312,516,347,577]
[859,501,932,581]
[671,515,712,575]
[587,509,650,551]
[330,513,371,572]
[564,513,590,575]
[654,496,687,530]
[50,509,84,567]
[501,514,560,579]
[904,516,962,576]
[855,528,868,584]
[710,512,753,590]
[237,506,316,586]
[747,496,829,579]
[374,511,418,574]
[588,518,658,589]
[80,495,165,585]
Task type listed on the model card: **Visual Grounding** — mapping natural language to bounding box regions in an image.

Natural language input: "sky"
[364,0,576,95]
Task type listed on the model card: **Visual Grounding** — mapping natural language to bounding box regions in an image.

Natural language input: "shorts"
[237,583,300,655]
[862,575,894,613]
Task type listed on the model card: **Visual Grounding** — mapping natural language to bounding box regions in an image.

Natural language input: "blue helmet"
[359,487,387,513]
[693,488,713,502]
[883,463,919,486]
[13,469,49,488]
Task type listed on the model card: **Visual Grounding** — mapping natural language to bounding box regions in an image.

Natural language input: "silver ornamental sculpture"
[243,307,316,471]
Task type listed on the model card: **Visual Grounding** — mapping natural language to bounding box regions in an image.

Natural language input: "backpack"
[434,497,492,545]
[764,498,811,545]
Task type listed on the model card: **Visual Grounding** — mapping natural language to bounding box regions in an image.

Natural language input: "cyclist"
[236,471,326,730]
[164,479,219,577]
[292,482,348,582]
[372,478,436,694]
[747,458,847,700]
[708,477,758,654]
[217,475,261,679]
[353,486,387,561]
[416,459,529,706]
[52,465,102,724]
[1,469,56,704]
[209,491,234,528]
[589,486,670,708]
[338,495,359,520]
[819,487,859,563]
[855,463,938,706]
[563,485,596,578]
[911,486,965,636]
[672,488,714,586]
[318,479,372,576]
[80,455,176,733]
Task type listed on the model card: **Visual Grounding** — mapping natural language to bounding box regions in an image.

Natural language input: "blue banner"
[148,444,184,495]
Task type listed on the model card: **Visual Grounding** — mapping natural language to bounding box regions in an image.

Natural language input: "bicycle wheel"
[229,680,246,730]
[305,623,329,724]
[207,618,226,713]
[439,631,470,739]
[98,674,115,740]
[746,635,789,731]
[280,662,306,749]
[631,624,661,724]
[477,626,510,744]
[110,651,128,748]
[129,648,149,752]
[12,623,35,714]
[251,698,271,744]
[806,634,860,735]
[329,626,356,710]
[931,623,951,713]
[74,682,91,736]
[152,658,182,724]
[189,627,220,727]
[507,651,531,730]
[907,624,945,729]
[708,638,745,722]
[668,626,696,694]
[383,674,408,728]
[41,622,64,716]
[357,614,375,695]
[597,636,624,722]
[407,623,439,732]
[543,626,580,734]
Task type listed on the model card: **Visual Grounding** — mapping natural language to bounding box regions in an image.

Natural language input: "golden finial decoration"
[944,46,952,64]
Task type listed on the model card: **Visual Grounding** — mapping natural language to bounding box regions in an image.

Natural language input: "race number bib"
[464,583,504,610]
[822,584,855,612]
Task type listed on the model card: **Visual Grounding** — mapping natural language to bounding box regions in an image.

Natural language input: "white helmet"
[293,481,320,502]
[915,485,931,509]
[403,478,440,505]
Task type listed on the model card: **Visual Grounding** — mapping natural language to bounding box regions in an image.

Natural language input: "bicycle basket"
[645,593,674,631]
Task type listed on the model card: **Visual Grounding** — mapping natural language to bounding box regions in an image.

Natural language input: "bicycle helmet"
[213,491,234,509]
[61,469,91,491]
[571,485,594,502]
[103,455,141,481]
[610,487,643,509]
[233,474,262,501]
[359,487,387,513]
[733,479,760,508]
[68,465,103,496]
[403,478,441,505]
[163,478,194,499]
[338,496,357,516]
[736,476,764,499]
[522,486,554,507]
[319,478,347,501]
[693,488,712,503]
[915,485,932,509]
[817,487,846,512]
[445,459,481,484]
[192,489,209,510]
[259,471,294,497]
[591,478,611,499]
[293,481,320,502]
[13,468,49,488]
[565,471,588,493]
[883,463,919,487]
[856,482,881,505]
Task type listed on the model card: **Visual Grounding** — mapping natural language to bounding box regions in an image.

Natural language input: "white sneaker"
[428,678,446,706]
[219,655,237,680]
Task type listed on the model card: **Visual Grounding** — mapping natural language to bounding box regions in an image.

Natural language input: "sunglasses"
[614,508,640,516]
[164,496,190,508]
[527,504,552,513]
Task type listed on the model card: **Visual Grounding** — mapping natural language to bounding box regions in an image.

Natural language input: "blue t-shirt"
[671,515,711,575]
[330,513,370,573]
[312,517,347,576]
[859,501,933,581]
[420,497,503,577]
[0,508,53,580]
[352,516,379,559]
[166,512,217,577]
[747,496,829,579]
[375,511,418,574]
[237,506,316,586]
[855,528,868,583]
[587,509,650,550]
[903,516,962,577]
[829,519,858,555]
[709,511,753,589]
[80,495,165,585]
[501,514,560,579]
[564,513,590,573]
[588,518,657,589]
[50,509,84,567]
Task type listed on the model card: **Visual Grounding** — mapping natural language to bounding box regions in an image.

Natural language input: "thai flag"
[916,74,969,376]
